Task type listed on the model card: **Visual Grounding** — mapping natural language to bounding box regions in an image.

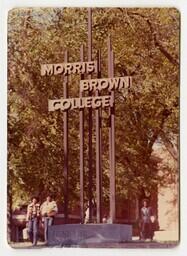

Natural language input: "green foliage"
[8,8,179,210]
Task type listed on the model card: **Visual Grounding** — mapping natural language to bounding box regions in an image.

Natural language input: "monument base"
[48,224,132,246]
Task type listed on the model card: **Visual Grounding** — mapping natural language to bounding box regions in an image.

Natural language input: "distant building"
[152,142,179,241]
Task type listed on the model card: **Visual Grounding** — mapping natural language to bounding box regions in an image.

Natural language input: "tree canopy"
[8,8,179,210]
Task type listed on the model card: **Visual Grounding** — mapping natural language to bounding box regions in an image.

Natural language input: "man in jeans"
[26,196,40,246]
[40,195,58,243]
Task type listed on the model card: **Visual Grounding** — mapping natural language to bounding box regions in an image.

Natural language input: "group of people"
[26,195,155,245]
[26,194,58,246]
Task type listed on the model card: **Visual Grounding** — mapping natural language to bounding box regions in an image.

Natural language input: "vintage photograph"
[7,7,179,248]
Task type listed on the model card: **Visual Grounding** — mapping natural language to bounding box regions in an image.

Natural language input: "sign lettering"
[41,61,98,76]
[48,95,114,112]
[80,77,131,92]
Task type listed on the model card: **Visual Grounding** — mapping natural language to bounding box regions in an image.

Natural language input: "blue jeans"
[44,217,53,242]
[28,218,38,245]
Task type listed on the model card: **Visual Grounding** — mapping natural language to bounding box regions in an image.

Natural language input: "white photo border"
[0,1,186,256]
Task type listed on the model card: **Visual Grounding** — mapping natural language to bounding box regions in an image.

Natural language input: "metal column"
[80,45,85,223]
[63,50,69,223]
[88,8,93,222]
[96,49,102,223]
[107,36,116,223]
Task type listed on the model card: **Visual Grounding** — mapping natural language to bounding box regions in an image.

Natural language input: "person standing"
[84,203,90,224]
[26,196,40,246]
[139,199,154,240]
[40,195,58,243]
[84,199,96,224]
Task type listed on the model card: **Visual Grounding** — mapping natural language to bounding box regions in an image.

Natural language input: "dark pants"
[141,222,153,240]
[44,217,54,242]
[28,218,38,245]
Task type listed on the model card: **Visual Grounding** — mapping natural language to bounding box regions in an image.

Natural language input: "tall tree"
[8,7,179,209]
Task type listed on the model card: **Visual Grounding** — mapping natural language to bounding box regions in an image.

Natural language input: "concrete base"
[48,224,132,246]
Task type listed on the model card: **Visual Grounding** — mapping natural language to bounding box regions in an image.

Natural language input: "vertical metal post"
[111,49,116,222]
[88,7,93,222]
[107,36,116,223]
[63,50,69,223]
[7,185,13,243]
[80,45,84,223]
[96,49,102,223]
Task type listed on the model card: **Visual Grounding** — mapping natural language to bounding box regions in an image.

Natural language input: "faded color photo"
[8,7,179,248]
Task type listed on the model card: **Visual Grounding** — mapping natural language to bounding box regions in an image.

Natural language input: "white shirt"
[40,200,58,216]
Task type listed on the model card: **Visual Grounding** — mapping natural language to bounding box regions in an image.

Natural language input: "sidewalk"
[9,236,179,249]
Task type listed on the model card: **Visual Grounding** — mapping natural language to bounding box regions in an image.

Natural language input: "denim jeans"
[44,217,54,242]
[28,218,38,245]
